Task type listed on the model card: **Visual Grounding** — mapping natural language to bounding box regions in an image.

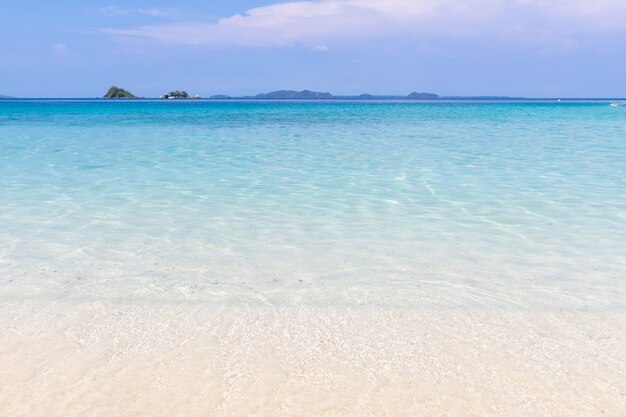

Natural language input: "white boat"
[610,102,625,108]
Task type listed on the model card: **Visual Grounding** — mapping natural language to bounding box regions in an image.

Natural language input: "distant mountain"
[0,95,16,99]
[103,86,136,98]
[406,92,440,99]
[210,95,231,99]
[252,90,334,99]
[442,96,525,100]
[245,90,440,100]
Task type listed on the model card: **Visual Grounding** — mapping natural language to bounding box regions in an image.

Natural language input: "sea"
[0,99,625,310]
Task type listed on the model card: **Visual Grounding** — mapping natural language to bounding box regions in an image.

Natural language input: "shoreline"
[2,300,625,417]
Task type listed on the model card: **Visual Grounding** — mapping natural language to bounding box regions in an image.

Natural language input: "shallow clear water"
[1,100,625,310]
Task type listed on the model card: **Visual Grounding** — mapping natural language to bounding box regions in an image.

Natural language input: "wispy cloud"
[49,43,76,63]
[99,6,171,18]
[138,8,169,18]
[52,43,70,55]
[517,0,626,29]
[99,6,130,16]
[103,0,626,47]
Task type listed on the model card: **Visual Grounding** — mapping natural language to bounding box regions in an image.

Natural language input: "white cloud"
[313,45,330,51]
[52,43,70,55]
[138,8,169,18]
[103,0,626,47]
[517,0,626,28]
[99,6,129,16]
[99,6,170,18]
[50,43,75,62]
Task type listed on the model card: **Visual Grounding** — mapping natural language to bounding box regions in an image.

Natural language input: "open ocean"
[1,99,624,309]
[1,99,625,416]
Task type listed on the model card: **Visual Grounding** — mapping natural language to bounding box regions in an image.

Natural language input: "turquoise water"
[1,100,625,310]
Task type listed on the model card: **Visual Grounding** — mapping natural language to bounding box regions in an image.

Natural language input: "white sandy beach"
[1,301,624,417]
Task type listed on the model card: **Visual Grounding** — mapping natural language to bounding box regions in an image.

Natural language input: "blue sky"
[2,0,626,98]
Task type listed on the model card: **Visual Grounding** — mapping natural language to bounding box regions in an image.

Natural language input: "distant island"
[95,87,535,101]
[211,90,442,100]
[160,91,201,99]
[443,95,525,100]
[0,95,16,99]
[247,90,334,99]
[407,92,440,99]
[103,86,136,98]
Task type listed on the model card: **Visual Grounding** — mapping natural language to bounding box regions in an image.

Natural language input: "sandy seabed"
[1,301,624,417]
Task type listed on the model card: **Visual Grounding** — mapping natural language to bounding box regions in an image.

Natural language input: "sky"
[1,0,626,98]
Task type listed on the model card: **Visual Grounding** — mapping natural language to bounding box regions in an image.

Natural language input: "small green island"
[160,91,200,99]
[103,86,136,98]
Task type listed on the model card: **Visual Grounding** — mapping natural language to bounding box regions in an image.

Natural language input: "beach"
[2,302,625,417]
[1,100,625,416]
